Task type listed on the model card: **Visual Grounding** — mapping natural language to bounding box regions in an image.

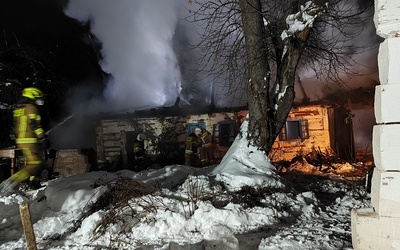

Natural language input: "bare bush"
[178,175,217,218]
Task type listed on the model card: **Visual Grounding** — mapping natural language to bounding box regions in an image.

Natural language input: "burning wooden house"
[95,106,247,169]
[94,104,358,169]
[270,104,355,162]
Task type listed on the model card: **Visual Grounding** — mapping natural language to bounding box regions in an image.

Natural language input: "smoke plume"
[65,0,189,112]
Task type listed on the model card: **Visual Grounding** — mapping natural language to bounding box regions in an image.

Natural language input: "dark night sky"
[0,0,105,119]
[0,0,103,80]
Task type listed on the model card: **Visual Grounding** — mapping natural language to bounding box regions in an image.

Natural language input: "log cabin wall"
[95,111,247,167]
[269,105,335,162]
[96,105,354,167]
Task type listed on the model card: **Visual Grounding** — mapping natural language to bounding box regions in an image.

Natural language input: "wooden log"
[19,202,37,250]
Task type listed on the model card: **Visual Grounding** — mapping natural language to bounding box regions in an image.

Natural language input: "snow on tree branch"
[280,1,326,41]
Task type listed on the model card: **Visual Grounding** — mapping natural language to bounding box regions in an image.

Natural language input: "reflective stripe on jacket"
[13,103,43,144]
[185,137,193,154]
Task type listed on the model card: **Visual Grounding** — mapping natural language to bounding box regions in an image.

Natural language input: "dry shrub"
[179,175,215,218]
[231,185,285,208]
[68,175,158,240]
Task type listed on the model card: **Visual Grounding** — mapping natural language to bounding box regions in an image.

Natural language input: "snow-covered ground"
[0,121,370,249]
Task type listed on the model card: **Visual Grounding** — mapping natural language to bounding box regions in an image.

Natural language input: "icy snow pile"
[212,121,285,191]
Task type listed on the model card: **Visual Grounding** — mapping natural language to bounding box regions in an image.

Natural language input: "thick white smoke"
[65,0,183,111]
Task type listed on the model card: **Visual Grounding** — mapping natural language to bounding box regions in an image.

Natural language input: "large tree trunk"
[270,27,315,152]
[239,0,318,154]
[238,0,272,152]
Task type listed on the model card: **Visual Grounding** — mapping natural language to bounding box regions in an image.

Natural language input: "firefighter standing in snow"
[0,87,45,193]
[185,127,203,167]
[133,133,148,170]
[200,129,214,166]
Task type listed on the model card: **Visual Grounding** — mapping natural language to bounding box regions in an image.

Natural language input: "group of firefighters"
[184,126,214,167]
[133,126,215,169]
[0,87,217,194]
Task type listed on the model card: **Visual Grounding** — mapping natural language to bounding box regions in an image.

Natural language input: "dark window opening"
[280,119,309,141]
[216,121,235,146]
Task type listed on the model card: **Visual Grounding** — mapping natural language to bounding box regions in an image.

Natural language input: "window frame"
[279,119,309,141]
[216,120,235,146]
[187,122,206,135]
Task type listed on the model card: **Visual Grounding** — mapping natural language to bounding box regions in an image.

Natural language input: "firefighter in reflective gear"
[134,133,147,160]
[200,129,214,166]
[185,127,203,167]
[133,133,148,170]
[0,87,45,194]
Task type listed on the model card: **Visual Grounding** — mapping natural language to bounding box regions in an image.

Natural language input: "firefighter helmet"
[22,87,45,105]
[194,127,202,137]
[137,133,147,141]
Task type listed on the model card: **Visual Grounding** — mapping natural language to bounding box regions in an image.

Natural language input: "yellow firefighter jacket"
[13,103,44,144]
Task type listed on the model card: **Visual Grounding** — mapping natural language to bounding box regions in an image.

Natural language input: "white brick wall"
[377,38,400,84]
[352,0,400,248]
[374,0,400,38]
[373,124,400,169]
[371,168,400,217]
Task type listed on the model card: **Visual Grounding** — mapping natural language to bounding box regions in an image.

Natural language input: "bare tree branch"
[188,0,378,153]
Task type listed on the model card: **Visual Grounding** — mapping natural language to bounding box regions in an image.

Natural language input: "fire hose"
[44,113,75,136]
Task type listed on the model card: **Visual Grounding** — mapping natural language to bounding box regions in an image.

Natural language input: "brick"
[373,124,400,170]
[351,208,400,249]
[374,0,400,38]
[371,168,400,217]
[377,38,400,84]
[53,149,91,177]
[375,85,400,123]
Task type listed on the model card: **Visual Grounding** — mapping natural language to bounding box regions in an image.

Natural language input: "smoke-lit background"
[0,0,380,150]
[63,0,379,110]
[63,0,219,114]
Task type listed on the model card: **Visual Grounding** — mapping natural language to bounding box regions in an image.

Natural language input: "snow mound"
[212,121,285,191]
